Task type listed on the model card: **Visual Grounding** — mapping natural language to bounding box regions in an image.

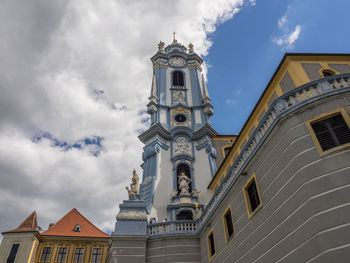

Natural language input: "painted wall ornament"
[173,90,185,104]
[169,57,186,67]
[174,137,191,155]
[178,172,191,195]
[126,169,139,200]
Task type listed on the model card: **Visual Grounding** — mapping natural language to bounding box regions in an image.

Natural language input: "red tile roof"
[3,211,38,233]
[41,208,109,238]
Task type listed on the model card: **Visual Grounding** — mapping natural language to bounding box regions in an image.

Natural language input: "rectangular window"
[91,248,102,263]
[40,247,51,262]
[207,230,216,260]
[247,180,260,211]
[74,248,84,263]
[6,244,19,263]
[223,207,234,241]
[310,112,350,152]
[243,174,262,218]
[57,247,68,262]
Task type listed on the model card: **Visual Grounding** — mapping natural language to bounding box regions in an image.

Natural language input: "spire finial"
[172,32,178,44]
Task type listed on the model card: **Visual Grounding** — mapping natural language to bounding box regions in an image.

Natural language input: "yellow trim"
[27,239,39,263]
[208,55,350,192]
[305,108,350,156]
[318,66,339,78]
[207,229,216,261]
[222,206,234,243]
[243,173,263,219]
[222,144,233,159]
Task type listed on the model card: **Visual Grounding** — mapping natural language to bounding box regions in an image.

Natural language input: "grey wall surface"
[279,71,296,93]
[199,92,350,263]
[301,63,323,81]
[108,235,148,263]
[146,235,201,263]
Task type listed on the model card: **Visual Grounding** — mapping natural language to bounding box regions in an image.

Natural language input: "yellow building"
[34,208,110,263]
[208,53,350,193]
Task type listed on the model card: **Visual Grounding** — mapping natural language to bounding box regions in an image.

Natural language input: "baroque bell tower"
[138,35,218,221]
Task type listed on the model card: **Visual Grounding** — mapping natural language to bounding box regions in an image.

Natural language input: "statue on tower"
[126,169,139,200]
[178,172,191,195]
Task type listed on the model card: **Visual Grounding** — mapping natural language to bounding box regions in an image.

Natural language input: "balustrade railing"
[148,220,197,235]
[197,73,350,231]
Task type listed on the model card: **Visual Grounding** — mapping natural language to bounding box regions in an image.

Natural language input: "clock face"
[169,57,186,67]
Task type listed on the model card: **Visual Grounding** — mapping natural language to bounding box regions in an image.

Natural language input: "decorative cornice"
[138,123,171,143]
[192,123,218,140]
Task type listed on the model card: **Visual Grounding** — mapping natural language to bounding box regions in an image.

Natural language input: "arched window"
[173,71,184,86]
[322,69,336,77]
[176,210,193,220]
[176,164,192,194]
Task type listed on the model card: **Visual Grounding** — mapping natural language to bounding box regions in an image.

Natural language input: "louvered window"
[173,71,184,86]
[311,114,350,151]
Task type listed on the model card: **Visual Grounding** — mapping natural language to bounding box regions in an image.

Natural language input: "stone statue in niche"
[126,169,139,200]
[178,172,191,195]
[173,90,185,104]
[174,137,191,155]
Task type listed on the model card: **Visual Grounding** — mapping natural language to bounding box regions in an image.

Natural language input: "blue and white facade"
[138,39,218,221]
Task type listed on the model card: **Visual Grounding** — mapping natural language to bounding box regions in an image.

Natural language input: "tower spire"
[149,73,158,103]
[201,74,211,104]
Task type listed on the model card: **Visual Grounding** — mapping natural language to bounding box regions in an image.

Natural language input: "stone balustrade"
[148,220,197,236]
[197,73,350,231]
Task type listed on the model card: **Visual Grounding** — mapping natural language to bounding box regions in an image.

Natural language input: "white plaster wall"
[194,110,202,124]
[149,147,173,221]
[159,109,167,126]
[166,67,172,106]
[184,68,192,106]
[0,233,38,263]
[193,148,213,205]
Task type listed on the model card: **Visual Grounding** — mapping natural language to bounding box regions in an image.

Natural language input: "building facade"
[109,47,350,263]
[0,209,110,263]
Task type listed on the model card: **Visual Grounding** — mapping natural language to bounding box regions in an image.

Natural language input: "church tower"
[138,35,218,221]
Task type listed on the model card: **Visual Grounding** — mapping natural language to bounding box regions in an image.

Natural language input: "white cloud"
[225,98,236,104]
[278,15,287,28]
[273,25,301,48]
[0,0,248,236]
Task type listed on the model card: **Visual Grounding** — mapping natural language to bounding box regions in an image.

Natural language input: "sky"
[0,0,349,236]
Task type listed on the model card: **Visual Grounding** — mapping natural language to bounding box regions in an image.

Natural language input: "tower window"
[74,248,84,263]
[40,247,52,262]
[6,244,19,263]
[207,230,216,259]
[175,114,186,122]
[57,247,68,262]
[173,71,184,86]
[309,111,350,153]
[223,207,234,241]
[243,174,262,218]
[176,210,193,220]
[176,164,192,194]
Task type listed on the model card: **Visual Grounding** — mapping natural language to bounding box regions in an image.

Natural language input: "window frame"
[222,206,234,243]
[305,108,350,156]
[6,243,20,263]
[207,229,216,261]
[73,247,85,263]
[56,247,69,262]
[243,173,262,219]
[91,247,102,263]
[40,246,52,262]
